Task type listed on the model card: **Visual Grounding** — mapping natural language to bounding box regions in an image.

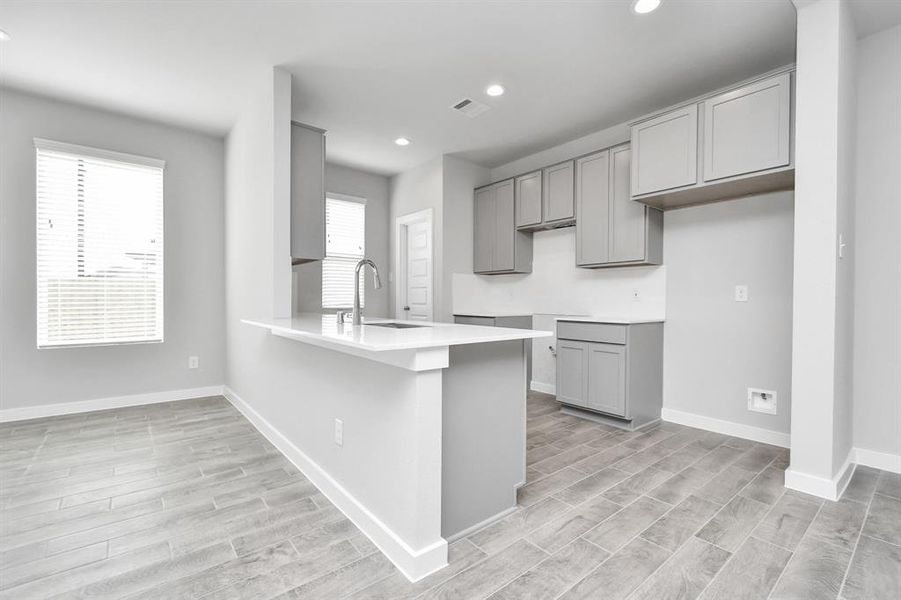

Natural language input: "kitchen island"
[239,314,550,581]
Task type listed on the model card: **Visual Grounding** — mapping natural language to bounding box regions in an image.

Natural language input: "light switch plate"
[734,285,749,302]
[334,418,344,447]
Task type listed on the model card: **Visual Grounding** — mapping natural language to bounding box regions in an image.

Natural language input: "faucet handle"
[336,309,350,324]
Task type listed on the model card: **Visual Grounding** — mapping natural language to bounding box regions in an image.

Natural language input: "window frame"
[34,138,166,349]
[321,192,367,310]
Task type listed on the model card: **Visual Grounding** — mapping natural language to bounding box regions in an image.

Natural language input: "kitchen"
[1,1,899,599]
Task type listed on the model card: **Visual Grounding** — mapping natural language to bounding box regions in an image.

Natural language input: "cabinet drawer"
[454,316,496,327]
[556,321,627,345]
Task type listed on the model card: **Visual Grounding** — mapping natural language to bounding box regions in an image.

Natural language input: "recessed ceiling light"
[632,0,661,14]
[485,84,505,97]
[394,137,410,146]
[0,29,10,42]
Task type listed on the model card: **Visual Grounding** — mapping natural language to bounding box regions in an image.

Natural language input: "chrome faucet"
[353,258,382,325]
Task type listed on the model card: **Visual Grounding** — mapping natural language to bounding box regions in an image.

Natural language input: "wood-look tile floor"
[1,392,899,599]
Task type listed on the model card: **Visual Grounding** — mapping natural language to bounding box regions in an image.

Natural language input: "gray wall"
[853,24,901,459]
[388,157,443,320]
[441,156,490,323]
[663,192,795,435]
[293,162,390,317]
[0,89,225,410]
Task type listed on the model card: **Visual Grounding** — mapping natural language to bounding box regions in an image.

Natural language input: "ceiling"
[1,1,800,175]
[847,0,901,38]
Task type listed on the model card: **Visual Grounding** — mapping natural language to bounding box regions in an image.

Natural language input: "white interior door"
[402,219,432,321]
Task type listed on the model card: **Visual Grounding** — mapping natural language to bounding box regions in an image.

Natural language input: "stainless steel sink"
[366,322,429,329]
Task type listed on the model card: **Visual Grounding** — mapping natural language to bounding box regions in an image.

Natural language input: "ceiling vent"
[451,97,491,119]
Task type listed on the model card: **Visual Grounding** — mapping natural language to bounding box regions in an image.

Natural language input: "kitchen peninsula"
[240,314,550,581]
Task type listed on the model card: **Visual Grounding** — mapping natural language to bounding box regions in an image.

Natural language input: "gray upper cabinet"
[575,150,610,265]
[473,180,533,275]
[631,105,699,197]
[473,186,495,273]
[290,122,326,264]
[543,160,575,225]
[702,72,791,182]
[576,144,663,268]
[630,69,795,210]
[515,171,542,228]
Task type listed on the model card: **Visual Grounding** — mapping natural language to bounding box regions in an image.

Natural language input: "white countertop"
[555,315,665,324]
[243,314,551,353]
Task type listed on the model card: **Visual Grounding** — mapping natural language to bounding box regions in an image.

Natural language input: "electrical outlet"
[632,289,640,301]
[188,356,199,369]
[734,285,749,302]
[334,418,344,447]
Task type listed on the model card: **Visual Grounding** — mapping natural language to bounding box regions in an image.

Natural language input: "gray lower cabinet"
[576,144,663,267]
[290,122,326,264]
[473,180,533,274]
[555,320,663,430]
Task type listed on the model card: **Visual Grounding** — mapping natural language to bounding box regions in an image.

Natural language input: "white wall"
[293,162,390,317]
[664,192,795,435]
[0,88,225,410]
[388,157,443,319]
[853,24,901,461]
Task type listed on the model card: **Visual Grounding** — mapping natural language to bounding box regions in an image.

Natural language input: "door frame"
[394,208,434,321]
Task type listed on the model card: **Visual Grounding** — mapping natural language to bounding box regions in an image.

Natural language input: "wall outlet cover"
[188,356,199,369]
[734,285,749,302]
[748,388,777,415]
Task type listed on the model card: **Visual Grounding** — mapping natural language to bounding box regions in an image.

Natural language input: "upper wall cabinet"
[702,72,791,182]
[576,145,663,268]
[543,160,575,226]
[631,105,699,197]
[474,179,533,275]
[630,69,795,210]
[515,161,576,231]
[515,171,542,228]
[290,122,326,264]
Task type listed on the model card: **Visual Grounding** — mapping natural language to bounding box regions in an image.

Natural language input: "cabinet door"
[609,145,647,263]
[631,105,698,196]
[473,187,495,273]
[575,151,610,266]
[493,180,516,271]
[543,161,575,223]
[515,171,542,228]
[586,343,627,417]
[556,340,588,407]
[703,72,791,182]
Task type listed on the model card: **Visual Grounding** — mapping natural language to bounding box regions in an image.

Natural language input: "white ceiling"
[1,1,799,175]
[848,0,901,38]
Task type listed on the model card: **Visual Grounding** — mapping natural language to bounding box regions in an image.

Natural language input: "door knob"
[403,306,410,311]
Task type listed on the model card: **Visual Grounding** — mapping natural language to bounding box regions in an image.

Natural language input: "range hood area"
[290,121,327,266]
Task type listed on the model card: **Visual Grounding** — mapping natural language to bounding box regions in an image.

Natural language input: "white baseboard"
[660,407,790,448]
[785,450,855,502]
[0,385,226,423]
[853,447,901,474]
[222,386,447,583]
[444,504,518,544]
[530,381,555,395]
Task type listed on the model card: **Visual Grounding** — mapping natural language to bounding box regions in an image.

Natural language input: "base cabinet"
[555,321,663,430]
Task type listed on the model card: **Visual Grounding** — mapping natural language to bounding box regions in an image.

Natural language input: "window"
[322,196,366,309]
[35,139,165,348]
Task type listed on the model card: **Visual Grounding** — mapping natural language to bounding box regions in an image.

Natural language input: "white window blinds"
[322,197,366,309]
[35,139,165,348]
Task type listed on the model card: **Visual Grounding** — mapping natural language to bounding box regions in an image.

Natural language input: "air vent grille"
[451,97,490,118]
